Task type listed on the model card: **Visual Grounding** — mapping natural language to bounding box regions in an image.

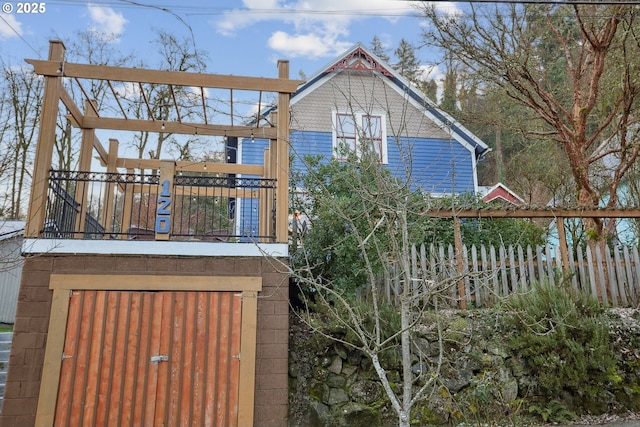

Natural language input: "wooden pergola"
[25,40,304,243]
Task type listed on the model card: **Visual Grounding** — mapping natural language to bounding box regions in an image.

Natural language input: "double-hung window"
[333,112,388,163]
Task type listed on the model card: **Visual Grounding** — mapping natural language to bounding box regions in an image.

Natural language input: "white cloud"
[0,13,23,40]
[214,0,420,58]
[420,64,443,82]
[112,81,139,98]
[268,31,351,59]
[216,0,414,34]
[87,4,127,40]
[213,0,462,60]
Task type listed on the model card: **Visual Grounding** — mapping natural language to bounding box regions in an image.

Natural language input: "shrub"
[505,281,615,413]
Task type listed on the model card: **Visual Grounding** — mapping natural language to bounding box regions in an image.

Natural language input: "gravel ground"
[556,412,640,427]
[457,413,640,426]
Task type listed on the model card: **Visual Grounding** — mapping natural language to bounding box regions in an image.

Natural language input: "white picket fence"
[380,244,640,308]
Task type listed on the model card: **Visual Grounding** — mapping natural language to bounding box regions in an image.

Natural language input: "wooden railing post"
[101,139,119,233]
[259,147,271,241]
[73,100,97,239]
[120,168,135,239]
[155,161,176,241]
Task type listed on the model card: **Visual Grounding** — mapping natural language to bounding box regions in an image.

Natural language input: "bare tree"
[128,30,208,160]
[289,151,455,427]
[420,3,640,243]
[283,66,485,425]
[51,30,138,171]
[0,61,44,218]
[0,88,13,217]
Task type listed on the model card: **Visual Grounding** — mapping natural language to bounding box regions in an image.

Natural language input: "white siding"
[292,73,450,139]
[0,235,22,323]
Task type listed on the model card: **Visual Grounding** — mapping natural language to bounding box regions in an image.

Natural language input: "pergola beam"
[78,116,277,138]
[25,59,304,93]
[58,86,83,126]
[426,208,640,219]
[108,158,264,175]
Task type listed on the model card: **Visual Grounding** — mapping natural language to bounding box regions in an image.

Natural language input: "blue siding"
[388,137,475,194]
[240,132,332,237]
[238,131,475,233]
[240,131,334,178]
[238,193,261,240]
[240,132,475,195]
[238,137,270,240]
[241,137,271,165]
[290,131,333,175]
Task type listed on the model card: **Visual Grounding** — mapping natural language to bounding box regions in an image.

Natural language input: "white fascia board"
[290,71,339,106]
[384,80,485,156]
[22,239,288,258]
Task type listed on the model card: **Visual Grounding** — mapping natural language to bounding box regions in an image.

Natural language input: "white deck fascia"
[22,239,289,258]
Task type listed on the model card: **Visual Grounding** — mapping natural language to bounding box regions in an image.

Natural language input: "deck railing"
[43,170,277,242]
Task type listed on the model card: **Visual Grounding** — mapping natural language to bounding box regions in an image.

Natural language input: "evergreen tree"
[370,36,390,62]
[440,54,458,114]
[422,79,438,103]
[393,39,422,85]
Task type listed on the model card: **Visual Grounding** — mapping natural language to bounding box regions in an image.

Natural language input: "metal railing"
[43,170,277,241]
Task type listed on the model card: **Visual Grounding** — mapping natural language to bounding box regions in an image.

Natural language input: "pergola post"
[25,40,65,237]
[260,147,271,241]
[275,61,291,243]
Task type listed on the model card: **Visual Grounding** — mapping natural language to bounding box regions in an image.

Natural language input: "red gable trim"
[326,46,393,76]
[482,187,523,205]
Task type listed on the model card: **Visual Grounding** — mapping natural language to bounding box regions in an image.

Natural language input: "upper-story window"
[333,112,388,163]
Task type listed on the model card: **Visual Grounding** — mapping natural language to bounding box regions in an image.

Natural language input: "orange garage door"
[54,290,242,427]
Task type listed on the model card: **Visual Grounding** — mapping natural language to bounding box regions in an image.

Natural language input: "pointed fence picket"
[379,243,640,308]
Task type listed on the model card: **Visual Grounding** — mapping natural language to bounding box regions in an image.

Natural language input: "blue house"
[237,43,490,235]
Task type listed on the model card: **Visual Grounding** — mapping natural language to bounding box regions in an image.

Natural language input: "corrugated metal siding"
[0,236,23,323]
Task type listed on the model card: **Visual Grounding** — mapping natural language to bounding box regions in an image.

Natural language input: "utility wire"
[42,1,421,17]
[407,0,640,4]
[117,0,204,72]
[0,15,41,59]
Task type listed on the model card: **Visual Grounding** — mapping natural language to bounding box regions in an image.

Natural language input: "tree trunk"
[495,126,503,182]
[398,411,411,427]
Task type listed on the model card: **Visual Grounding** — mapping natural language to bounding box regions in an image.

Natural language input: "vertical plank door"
[54,290,242,427]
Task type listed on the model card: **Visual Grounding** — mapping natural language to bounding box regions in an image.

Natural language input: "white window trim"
[331,111,388,164]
